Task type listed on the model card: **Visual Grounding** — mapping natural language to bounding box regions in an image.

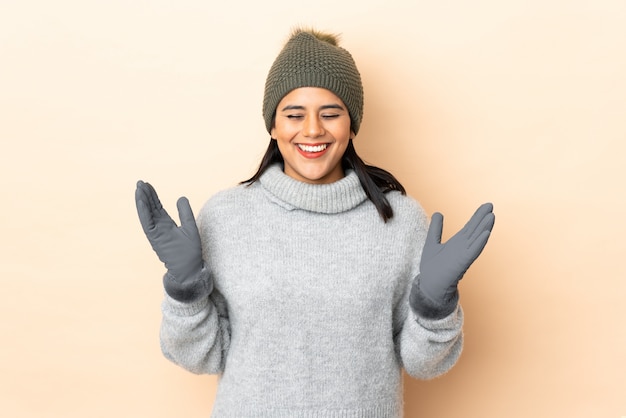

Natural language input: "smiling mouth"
[297,143,328,152]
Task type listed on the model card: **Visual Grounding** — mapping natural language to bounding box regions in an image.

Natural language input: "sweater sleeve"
[392,194,464,380]
[395,301,463,380]
[160,288,230,375]
[158,198,231,375]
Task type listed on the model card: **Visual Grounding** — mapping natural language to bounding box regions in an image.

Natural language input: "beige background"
[1,0,625,417]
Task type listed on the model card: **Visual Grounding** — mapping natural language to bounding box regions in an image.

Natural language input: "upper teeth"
[298,144,327,152]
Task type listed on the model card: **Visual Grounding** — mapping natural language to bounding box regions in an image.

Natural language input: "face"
[271,87,354,184]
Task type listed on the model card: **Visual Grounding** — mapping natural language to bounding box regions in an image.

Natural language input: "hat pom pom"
[290,26,340,46]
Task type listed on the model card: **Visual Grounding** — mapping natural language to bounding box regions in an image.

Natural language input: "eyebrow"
[280,104,346,112]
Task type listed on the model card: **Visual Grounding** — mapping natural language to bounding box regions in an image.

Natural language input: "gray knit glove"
[135,180,212,302]
[410,203,495,319]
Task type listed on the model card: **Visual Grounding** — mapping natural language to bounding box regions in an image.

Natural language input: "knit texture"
[263,29,364,134]
[159,165,464,417]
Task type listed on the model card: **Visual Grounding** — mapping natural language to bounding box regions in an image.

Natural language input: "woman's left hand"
[410,203,495,318]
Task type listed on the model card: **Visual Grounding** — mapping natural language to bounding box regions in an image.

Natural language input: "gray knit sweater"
[160,164,463,417]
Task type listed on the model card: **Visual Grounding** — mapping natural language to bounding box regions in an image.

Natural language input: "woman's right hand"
[135,180,211,302]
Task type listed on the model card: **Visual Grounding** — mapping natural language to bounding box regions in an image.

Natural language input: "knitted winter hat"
[262,28,364,134]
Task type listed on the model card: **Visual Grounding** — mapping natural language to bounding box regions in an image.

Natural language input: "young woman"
[135,28,495,417]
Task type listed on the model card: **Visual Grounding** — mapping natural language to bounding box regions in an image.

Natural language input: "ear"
[270,113,277,138]
[350,130,356,140]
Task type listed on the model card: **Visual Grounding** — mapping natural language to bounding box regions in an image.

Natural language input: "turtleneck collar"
[258,164,368,214]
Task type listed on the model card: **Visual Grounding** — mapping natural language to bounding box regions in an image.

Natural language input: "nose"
[303,114,324,138]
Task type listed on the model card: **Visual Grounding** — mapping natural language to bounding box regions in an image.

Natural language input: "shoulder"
[203,182,260,210]
[197,182,261,226]
[384,192,430,266]
[386,191,429,230]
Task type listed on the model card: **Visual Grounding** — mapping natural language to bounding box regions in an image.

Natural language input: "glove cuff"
[409,276,459,320]
[163,264,213,303]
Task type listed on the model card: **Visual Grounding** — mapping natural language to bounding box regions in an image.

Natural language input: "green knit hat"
[262,29,364,134]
